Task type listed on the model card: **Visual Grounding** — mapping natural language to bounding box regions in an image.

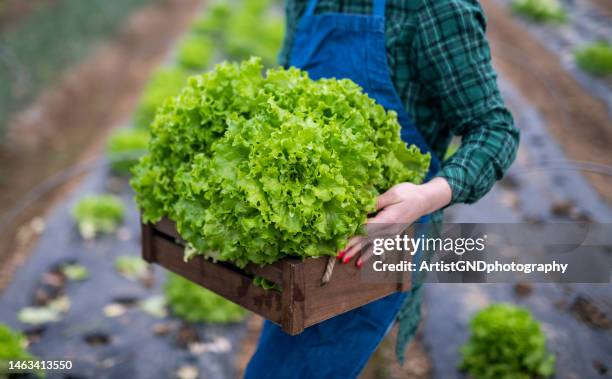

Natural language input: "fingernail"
[337,250,345,260]
[342,255,350,264]
[357,258,362,269]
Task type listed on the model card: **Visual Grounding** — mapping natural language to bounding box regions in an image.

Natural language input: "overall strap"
[304,0,386,17]
[304,0,318,16]
[373,0,386,18]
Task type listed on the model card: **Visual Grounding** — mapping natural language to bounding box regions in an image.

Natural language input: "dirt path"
[0,0,203,291]
[590,0,612,15]
[482,0,612,204]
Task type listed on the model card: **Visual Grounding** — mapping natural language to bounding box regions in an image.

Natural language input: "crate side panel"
[152,235,283,324]
[301,258,399,328]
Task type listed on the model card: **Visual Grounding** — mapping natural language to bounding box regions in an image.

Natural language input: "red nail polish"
[343,255,350,264]
[357,258,362,269]
[337,250,345,260]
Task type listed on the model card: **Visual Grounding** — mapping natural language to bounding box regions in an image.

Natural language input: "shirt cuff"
[435,163,472,206]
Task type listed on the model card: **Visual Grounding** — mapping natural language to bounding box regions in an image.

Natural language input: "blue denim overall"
[244,0,440,377]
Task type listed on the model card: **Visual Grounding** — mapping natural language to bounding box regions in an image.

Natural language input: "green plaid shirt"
[280,0,519,363]
[280,0,519,208]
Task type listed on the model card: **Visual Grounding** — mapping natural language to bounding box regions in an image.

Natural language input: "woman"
[245,0,519,377]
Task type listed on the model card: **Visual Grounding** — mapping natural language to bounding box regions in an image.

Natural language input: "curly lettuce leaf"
[132,58,430,266]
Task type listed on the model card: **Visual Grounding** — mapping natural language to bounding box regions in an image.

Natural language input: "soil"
[569,295,611,329]
[590,0,612,15]
[0,0,56,32]
[481,0,612,204]
[0,0,203,292]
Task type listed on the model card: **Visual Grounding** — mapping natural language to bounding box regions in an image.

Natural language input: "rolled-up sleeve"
[414,0,520,204]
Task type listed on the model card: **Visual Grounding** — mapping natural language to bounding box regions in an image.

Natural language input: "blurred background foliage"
[0,0,153,135]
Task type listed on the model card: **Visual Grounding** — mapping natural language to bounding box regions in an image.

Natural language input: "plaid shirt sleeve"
[414,0,519,205]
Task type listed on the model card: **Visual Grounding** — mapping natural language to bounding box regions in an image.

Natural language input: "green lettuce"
[0,323,43,378]
[106,128,149,175]
[132,58,429,266]
[72,194,124,239]
[133,67,189,130]
[460,304,556,379]
[165,273,246,323]
[177,34,215,71]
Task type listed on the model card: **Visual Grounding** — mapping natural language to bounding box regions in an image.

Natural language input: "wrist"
[417,177,452,215]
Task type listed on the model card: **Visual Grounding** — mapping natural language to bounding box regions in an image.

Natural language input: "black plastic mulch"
[0,162,248,379]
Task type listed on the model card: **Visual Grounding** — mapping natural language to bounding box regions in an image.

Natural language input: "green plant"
[114,255,149,281]
[132,58,429,267]
[17,297,70,325]
[140,295,167,318]
[253,276,281,291]
[511,0,566,23]
[106,128,149,174]
[133,67,189,130]
[177,35,215,71]
[61,263,89,281]
[192,2,232,35]
[460,304,555,379]
[0,0,151,136]
[71,195,124,239]
[191,0,284,67]
[575,41,612,76]
[164,273,246,323]
[225,1,284,67]
[0,323,42,378]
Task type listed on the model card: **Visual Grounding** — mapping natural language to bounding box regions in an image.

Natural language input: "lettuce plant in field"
[194,0,284,67]
[132,58,429,267]
[511,0,566,23]
[165,273,246,323]
[177,35,215,71]
[460,304,555,379]
[72,195,124,239]
[225,4,284,67]
[0,323,43,378]
[192,2,232,35]
[575,41,612,76]
[106,128,149,175]
[134,68,188,130]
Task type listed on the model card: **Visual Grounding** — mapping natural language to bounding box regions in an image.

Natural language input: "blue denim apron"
[244,0,440,377]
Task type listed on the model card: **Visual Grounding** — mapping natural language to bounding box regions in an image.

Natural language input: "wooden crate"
[142,218,410,335]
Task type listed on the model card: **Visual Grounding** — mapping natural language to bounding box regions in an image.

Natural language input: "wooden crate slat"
[142,221,410,335]
[155,218,181,240]
[153,218,285,284]
[141,222,155,263]
[281,259,306,335]
[301,259,400,328]
[152,234,283,324]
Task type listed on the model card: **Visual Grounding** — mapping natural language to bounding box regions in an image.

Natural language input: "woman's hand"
[338,177,452,267]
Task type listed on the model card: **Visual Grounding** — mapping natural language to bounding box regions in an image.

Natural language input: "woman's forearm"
[416,177,452,216]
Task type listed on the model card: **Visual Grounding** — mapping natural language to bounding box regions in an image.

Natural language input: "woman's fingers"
[376,186,401,211]
[367,205,405,226]
[340,236,364,263]
[337,235,361,259]
[356,246,375,269]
